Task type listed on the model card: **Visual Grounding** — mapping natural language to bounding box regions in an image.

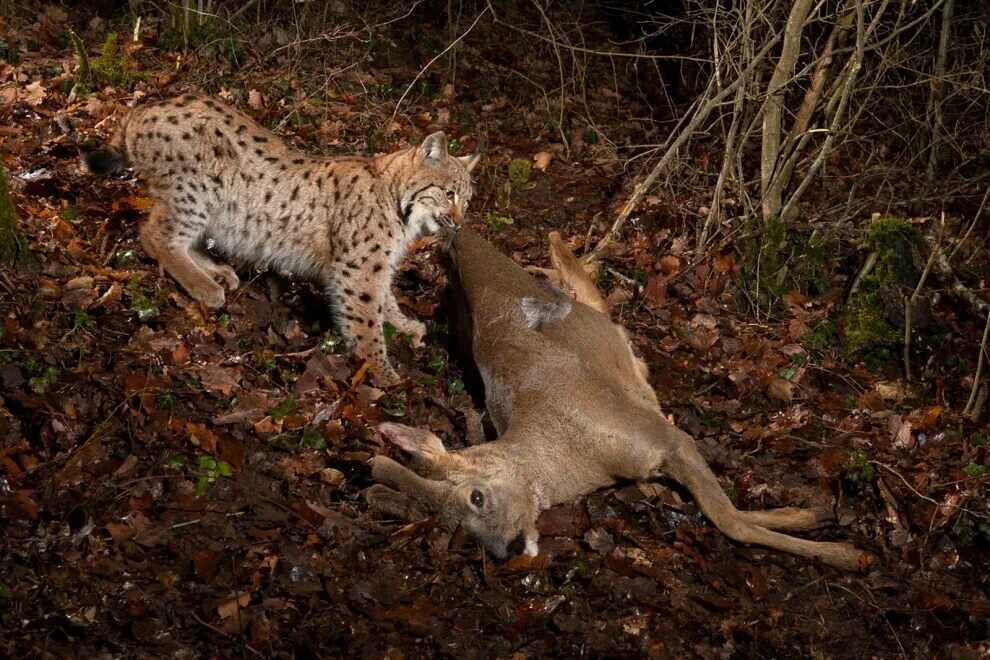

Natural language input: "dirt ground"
[1,4,988,658]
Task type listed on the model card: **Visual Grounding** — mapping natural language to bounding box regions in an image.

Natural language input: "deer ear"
[416,132,447,167]
[379,423,447,459]
[456,152,480,173]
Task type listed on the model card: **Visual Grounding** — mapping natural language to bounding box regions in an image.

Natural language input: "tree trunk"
[761,0,815,221]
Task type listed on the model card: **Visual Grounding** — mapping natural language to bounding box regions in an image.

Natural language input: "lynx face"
[85,94,479,385]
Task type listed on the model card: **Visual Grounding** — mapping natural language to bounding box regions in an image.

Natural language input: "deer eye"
[470,489,484,509]
[445,189,456,202]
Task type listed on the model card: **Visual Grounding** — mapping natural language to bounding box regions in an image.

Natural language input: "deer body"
[369,229,866,570]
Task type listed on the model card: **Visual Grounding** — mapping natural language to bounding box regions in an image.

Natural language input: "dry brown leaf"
[248,89,263,110]
[23,80,47,106]
[217,592,251,619]
[196,366,242,396]
[767,377,795,402]
[533,151,553,171]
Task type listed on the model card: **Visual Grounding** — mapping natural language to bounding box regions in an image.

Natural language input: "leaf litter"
[0,4,987,658]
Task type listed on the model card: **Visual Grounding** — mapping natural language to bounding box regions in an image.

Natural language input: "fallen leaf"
[248,89,263,110]
[217,592,251,619]
[23,81,46,106]
[767,377,795,402]
[195,366,242,396]
[533,151,553,171]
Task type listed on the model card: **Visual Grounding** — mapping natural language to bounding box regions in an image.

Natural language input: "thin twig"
[386,7,489,132]
[963,303,990,418]
[904,213,944,381]
[588,33,782,261]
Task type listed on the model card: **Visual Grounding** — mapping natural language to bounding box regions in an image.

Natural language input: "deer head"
[368,423,541,558]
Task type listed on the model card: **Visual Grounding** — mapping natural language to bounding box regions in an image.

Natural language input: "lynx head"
[367,423,541,559]
[400,132,479,235]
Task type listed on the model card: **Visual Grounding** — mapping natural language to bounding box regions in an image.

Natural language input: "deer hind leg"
[140,204,226,308]
[662,430,866,570]
[736,506,834,531]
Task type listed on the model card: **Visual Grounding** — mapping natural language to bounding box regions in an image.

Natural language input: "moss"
[508,158,531,187]
[864,216,921,288]
[842,282,900,355]
[790,230,829,295]
[737,214,787,313]
[0,166,26,266]
[841,216,922,355]
[0,38,19,64]
[91,33,140,88]
[803,319,838,350]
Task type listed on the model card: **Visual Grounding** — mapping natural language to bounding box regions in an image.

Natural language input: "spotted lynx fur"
[85,94,478,384]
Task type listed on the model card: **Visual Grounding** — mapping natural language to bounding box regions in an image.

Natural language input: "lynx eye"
[470,489,485,509]
[445,189,456,202]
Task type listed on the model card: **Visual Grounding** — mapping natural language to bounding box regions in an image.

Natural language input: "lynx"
[85,94,479,384]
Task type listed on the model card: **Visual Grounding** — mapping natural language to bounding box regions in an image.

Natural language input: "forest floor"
[1,4,988,658]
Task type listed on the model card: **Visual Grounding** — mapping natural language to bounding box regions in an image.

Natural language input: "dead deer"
[367,228,868,570]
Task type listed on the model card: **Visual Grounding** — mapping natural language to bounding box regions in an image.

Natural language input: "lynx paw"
[368,362,402,387]
[208,264,240,291]
[394,318,426,348]
[189,281,226,309]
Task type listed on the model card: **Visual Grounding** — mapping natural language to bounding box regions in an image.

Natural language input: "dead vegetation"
[0,1,989,656]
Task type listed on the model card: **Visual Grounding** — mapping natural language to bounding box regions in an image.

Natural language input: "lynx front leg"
[189,248,240,292]
[383,290,426,348]
[330,267,400,386]
[140,204,226,308]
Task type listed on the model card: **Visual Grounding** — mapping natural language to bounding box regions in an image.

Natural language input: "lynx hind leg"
[329,268,400,386]
[140,204,226,308]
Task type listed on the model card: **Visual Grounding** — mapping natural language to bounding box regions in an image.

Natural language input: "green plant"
[844,451,874,488]
[28,366,58,394]
[737,214,786,314]
[156,392,178,410]
[508,158,531,187]
[71,308,94,329]
[0,38,19,64]
[962,463,987,478]
[269,395,298,421]
[195,454,232,492]
[164,454,187,469]
[971,431,987,447]
[382,321,397,343]
[484,212,513,232]
[842,216,921,355]
[300,426,327,450]
[67,28,92,86]
[803,319,838,351]
[447,378,465,395]
[427,354,446,373]
[59,206,79,222]
[0,166,26,266]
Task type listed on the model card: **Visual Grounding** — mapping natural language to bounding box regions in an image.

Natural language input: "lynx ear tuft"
[417,132,447,167]
[457,152,480,173]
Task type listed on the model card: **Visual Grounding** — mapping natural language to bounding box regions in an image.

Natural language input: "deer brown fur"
[367,228,868,570]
